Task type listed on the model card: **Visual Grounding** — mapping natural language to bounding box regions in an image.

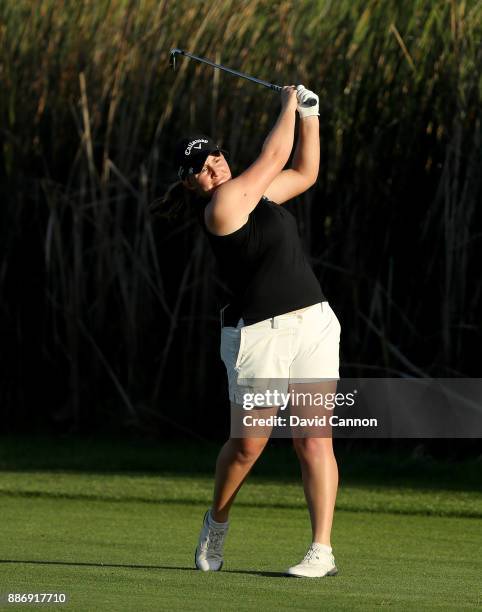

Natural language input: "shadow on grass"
[0,558,288,578]
[1,434,480,492]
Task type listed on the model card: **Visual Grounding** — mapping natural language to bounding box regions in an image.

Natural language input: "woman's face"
[185,152,232,198]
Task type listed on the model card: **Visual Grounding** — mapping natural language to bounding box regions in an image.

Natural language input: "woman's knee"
[292,436,334,461]
[230,437,268,463]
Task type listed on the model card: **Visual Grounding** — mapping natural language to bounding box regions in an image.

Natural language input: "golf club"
[169,48,317,106]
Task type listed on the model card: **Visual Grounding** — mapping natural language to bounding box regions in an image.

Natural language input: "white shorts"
[219,301,341,405]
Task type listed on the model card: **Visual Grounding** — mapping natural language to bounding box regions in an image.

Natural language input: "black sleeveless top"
[200,196,325,325]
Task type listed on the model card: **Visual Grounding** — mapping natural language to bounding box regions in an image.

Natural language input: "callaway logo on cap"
[185,138,208,155]
[174,134,223,180]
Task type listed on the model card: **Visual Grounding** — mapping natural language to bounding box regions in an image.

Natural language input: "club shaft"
[172,49,281,92]
[170,49,317,106]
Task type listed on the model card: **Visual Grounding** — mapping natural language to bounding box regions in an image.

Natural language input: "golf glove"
[296,85,319,118]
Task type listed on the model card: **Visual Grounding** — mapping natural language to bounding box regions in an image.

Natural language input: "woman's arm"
[291,115,320,183]
[261,98,297,160]
[209,87,298,230]
[263,115,320,205]
[263,85,320,205]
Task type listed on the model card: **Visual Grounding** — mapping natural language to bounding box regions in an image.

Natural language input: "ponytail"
[149,180,192,220]
[150,179,206,224]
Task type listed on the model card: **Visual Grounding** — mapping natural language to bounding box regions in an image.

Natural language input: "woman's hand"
[296,85,320,118]
[280,85,298,112]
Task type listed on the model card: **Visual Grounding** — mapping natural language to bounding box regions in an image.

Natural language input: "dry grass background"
[0,0,480,433]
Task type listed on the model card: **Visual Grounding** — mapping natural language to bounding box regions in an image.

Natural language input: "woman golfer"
[170,85,341,577]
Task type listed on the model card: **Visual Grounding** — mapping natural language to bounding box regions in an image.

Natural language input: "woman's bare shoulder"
[204,200,249,237]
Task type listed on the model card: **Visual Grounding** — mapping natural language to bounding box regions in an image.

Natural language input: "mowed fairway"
[1,471,481,611]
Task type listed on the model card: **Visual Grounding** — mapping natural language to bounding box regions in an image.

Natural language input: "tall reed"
[0,0,480,433]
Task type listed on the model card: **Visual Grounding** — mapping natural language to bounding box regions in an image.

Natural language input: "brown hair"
[149,179,202,221]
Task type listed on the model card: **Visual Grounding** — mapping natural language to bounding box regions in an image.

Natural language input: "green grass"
[1,437,481,609]
[1,434,481,490]
[1,490,481,611]
[0,470,480,519]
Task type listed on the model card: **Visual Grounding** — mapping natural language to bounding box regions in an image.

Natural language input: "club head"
[169,48,183,70]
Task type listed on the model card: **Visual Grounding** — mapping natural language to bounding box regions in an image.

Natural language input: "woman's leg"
[290,381,339,545]
[210,437,269,522]
[210,403,278,523]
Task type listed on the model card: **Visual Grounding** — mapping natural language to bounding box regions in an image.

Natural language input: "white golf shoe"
[195,509,229,571]
[286,543,338,578]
